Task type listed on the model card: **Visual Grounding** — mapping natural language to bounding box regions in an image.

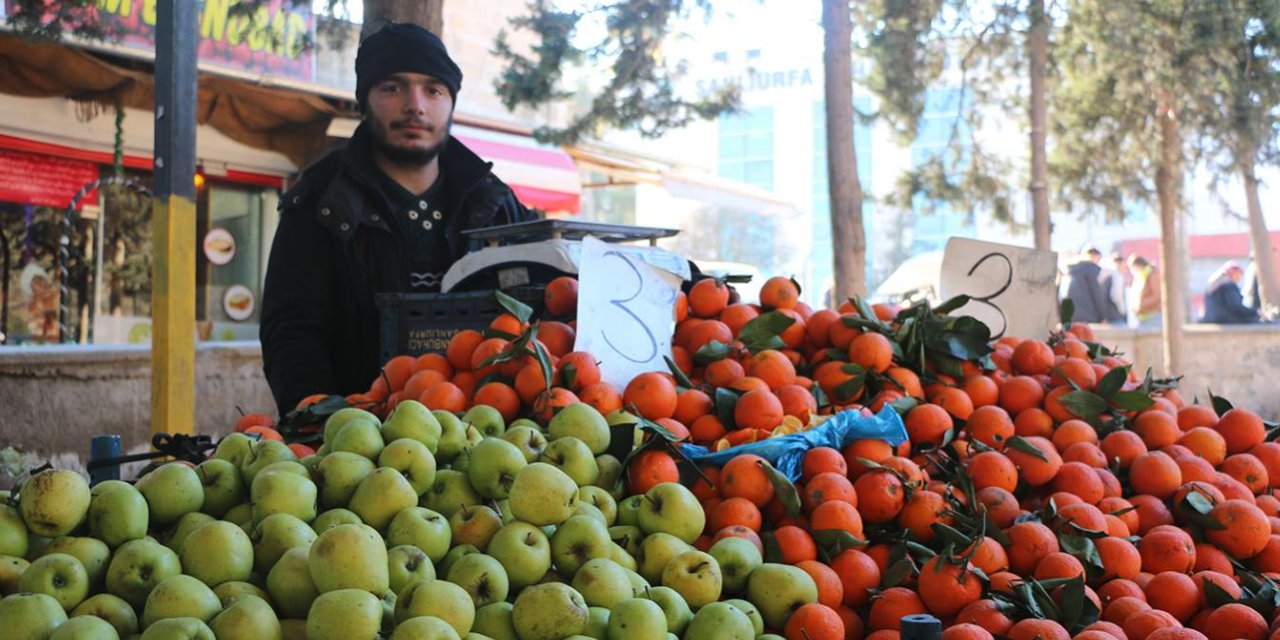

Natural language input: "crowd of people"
[1060,245,1270,327]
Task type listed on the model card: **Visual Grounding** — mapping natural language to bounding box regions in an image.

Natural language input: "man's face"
[1230,267,1244,283]
[366,72,453,166]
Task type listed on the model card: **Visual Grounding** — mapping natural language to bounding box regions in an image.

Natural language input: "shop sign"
[0,149,99,209]
[5,0,316,82]
[223,284,255,322]
[203,228,236,265]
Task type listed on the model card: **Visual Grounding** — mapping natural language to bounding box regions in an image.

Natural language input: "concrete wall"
[0,342,274,480]
[1092,324,1280,417]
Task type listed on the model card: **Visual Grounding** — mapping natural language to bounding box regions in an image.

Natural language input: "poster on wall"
[203,228,236,265]
[223,285,256,322]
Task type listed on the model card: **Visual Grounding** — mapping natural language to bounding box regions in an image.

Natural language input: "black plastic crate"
[376,286,546,363]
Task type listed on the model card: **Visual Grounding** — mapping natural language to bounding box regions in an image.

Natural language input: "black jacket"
[260,124,537,414]
[1064,260,1109,324]
[1202,281,1259,324]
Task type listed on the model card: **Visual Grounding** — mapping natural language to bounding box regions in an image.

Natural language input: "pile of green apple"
[0,399,819,640]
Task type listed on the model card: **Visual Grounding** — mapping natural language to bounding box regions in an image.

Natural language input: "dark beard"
[371,115,451,166]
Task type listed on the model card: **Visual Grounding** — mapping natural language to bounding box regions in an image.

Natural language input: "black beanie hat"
[355,23,463,109]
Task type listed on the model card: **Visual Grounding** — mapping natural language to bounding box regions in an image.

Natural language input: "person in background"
[1062,245,1110,323]
[1202,261,1259,324]
[1128,254,1162,329]
[1100,252,1129,324]
[1242,259,1262,313]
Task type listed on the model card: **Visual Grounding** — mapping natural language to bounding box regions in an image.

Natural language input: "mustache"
[391,118,437,131]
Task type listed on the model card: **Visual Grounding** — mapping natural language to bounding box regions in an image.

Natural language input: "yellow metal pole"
[151,0,197,436]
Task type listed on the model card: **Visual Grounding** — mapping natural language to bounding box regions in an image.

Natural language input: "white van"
[872,252,943,307]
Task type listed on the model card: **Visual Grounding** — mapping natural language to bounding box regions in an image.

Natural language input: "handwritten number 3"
[966,252,1013,340]
[601,251,659,363]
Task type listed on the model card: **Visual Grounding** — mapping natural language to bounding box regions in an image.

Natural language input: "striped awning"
[451,124,581,215]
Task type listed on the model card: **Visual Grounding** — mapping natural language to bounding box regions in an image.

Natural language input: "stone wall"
[1091,324,1280,417]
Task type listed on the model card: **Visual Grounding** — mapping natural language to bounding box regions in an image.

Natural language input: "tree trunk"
[1242,157,1279,311]
[1028,0,1051,251]
[361,0,444,38]
[1155,96,1185,375]
[822,0,866,301]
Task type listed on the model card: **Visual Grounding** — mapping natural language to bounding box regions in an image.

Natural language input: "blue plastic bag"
[678,405,909,482]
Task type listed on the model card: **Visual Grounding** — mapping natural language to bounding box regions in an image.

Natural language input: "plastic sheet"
[678,405,910,482]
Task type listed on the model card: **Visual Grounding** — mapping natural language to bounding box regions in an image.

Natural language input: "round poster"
[203,228,236,265]
[223,285,256,322]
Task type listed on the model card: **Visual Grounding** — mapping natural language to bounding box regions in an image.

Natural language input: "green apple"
[208,594,280,640]
[548,403,611,454]
[509,463,579,527]
[84,483,146,551]
[266,548,318,619]
[0,593,67,639]
[472,602,517,640]
[390,615,462,640]
[105,538,181,609]
[745,563,818,630]
[606,598,666,640]
[164,512,216,553]
[446,553,509,608]
[222,504,253,529]
[142,574,221,626]
[604,409,639,427]
[511,583,588,640]
[324,408,381,444]
[195,459,244,519]
[179,521,253,587]
[239,440,297,487]
[463,405,507,438]
[539,438,599,486]
[89,480,129,497]
[349,468,418,531]
[637,483,704,544]
[379,439,438,496]
[616,495,644,527]
[550,515,612,578]
[637,533,693,584]
[387,507,452,563]
[450,447,474,476]
[570,558,631,608]
[0,503,29,557]
[49,614,119,640]
[71,593,138,636]
[449,505,502,552]
[433,411,471,463]
[20,552,89,610]
[308,523,388,594]
[389,545,436,594]
[502,426,547,463]
[250,469,318,525]
[608,542,638,572]
[213,433,256,468]
[0,555,27,596]
[315,452,375,510]
[584,606,610,639]
[19,469,92,538]
[683,601,753,640]
[299,454,323,475]
[382,401,443,453]
[608,526,644,557]
[576,487,617,526]
[213,581,271,607]
[311,508,362,533]
[257,461,311,479]
[467,438,527,500]
[40,538,106,590]
[139,617,216,640]
[572,502,606,528]
[251,513,316,575]
[136,463,204,526]
[625,568,650,598]
[487,522,550,589]
[644,586,691,635]
[709,537,762,596]
[306,589,382,640]
[593,455,623,492]
[723,599,764,636]
[422,470,483,519]
[395,578,476,635]
[437,545,479,580]
[661,550,721,610]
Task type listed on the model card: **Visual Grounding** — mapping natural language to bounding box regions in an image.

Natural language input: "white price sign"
[574,236,683,390]
[939,238,1059,340]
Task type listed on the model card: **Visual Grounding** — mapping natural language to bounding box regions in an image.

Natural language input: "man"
[261,23,537,414]
[1100,252,1129,324]
[1202,261,1259,324]
[1128,254,1162,329]
[1061,245,1110,324]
